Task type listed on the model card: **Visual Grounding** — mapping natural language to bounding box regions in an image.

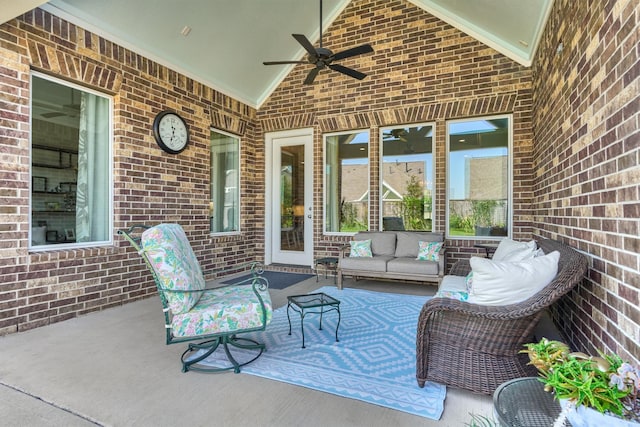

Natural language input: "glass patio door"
[270,132,313,266]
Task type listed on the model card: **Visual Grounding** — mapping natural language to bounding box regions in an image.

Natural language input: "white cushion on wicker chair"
[492,238,537,262]
[468,251,560,306]
[434,275,469,301]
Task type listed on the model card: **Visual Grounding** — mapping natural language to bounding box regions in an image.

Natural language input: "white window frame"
[210,127,241,236]
[445,114,513,240]
[379,122,436,232]
[323,129,370,236]
[29,71,114,251]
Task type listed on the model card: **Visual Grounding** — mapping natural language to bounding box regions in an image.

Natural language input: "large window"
[447,115,511,238]
[324,130,369,233]
[210,129,240,234]
[381,124,434,231]
[30,73,112,249]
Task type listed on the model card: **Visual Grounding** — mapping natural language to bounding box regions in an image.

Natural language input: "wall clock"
[152,110,189,154]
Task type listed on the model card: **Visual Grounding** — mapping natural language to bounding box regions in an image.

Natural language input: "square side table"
[286,292,340,348]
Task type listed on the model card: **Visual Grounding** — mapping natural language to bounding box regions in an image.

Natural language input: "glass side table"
[314,256,339,284]
[493,377,569,426]
[286,292,340,349]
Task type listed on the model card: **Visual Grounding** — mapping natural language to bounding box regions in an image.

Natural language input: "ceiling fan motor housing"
[310,47,333,67]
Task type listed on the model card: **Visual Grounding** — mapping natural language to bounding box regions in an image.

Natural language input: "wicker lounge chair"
[119,223,272,373]
[416,238,588,394]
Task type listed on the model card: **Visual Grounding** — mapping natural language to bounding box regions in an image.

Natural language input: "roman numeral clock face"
[152,110,189,154]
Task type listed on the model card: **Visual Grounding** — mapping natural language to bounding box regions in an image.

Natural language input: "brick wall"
[0,9,259,334]
[532,0,639,362]
[4,0,634,362]
[258,0,535,263]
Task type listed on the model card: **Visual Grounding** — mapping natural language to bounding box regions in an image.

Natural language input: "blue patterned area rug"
[196,286,446,420]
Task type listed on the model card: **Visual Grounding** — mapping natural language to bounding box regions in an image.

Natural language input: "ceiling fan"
[383,127,432,153]
[263,0,374,85]
[37,89,81,119]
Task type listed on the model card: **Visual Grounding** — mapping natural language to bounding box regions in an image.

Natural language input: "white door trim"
[265,127,314,267]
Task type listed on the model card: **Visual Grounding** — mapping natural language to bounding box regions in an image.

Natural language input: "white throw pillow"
[467,251,560,306]
[492,238,537,262]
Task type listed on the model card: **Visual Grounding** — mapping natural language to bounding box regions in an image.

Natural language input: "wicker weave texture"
[416,238,588,395]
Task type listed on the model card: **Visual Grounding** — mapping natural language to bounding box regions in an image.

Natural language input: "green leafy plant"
[471,200,497,227]
[522,338,640,421]
[340,201,367,232]
[449,212,474,234]
[401,175,430,230]
[521,338,570,375]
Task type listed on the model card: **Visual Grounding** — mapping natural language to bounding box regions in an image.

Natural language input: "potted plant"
[522,338,640,426]
[471,200,497,236]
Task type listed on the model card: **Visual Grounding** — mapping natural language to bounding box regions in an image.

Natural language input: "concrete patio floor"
[1,275,558,426]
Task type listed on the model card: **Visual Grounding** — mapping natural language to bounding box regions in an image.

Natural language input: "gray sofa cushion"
[395,232,442,258]
[354,232,396,256]
[386,258,439,275]
[339,255,394,272]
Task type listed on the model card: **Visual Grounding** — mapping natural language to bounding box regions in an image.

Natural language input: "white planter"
[558,399,639,427]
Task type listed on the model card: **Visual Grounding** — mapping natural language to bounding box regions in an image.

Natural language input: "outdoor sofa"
[337,231,445,289]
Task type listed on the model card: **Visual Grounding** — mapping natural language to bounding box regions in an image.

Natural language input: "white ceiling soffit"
[41,0,349,109]
[0,0,47,25]
[36,0,553,109]
[408,0,554,67]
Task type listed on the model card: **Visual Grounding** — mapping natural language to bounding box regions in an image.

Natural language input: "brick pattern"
[532,0,639,362]
[0,9,259,334]
[258,0,534,265]
[1,0,635,370]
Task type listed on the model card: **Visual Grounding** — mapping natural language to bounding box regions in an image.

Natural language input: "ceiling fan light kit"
[263,0,373,85]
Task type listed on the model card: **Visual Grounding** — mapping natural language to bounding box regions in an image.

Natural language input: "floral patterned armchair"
[119,223,272,373]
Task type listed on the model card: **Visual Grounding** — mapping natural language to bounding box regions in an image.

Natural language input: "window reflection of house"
[325,131,370,233]
[448,116,510,237]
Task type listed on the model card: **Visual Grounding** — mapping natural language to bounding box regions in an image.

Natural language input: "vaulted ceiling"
[2,0,554,108]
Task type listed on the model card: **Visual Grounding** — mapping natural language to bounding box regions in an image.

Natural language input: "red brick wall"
[532,0,639,362]
[5,0,635,361]
[0,9,260,334]
[258,0,535,264]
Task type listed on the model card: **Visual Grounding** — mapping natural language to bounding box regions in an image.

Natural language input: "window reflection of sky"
[449,120,498,135]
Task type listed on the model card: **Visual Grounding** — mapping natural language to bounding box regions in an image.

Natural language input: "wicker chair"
[416,238,588,395]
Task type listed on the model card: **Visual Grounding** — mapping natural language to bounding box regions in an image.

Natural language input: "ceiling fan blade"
[41,111,66,119]
[331,44,373,61]
[292,34,318,57]
[263,61,308,65]
[328,64,367,80]
[304,67,320,85]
